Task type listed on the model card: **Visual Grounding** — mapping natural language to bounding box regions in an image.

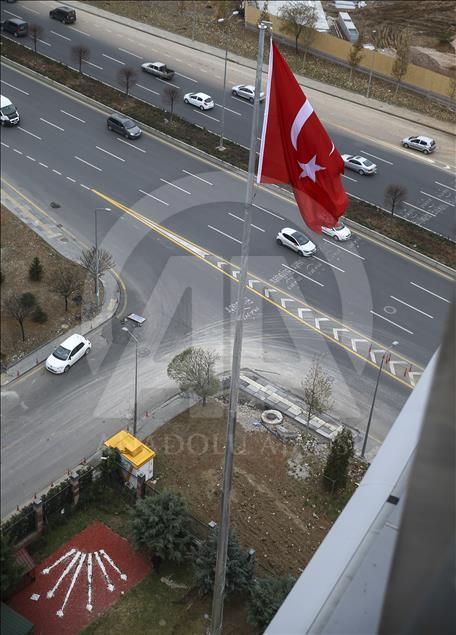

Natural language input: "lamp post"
[366,29,377,99]
[217,11,239,151]
[122,326,139,437]
[94,207,111,307]
[361,340,398,458]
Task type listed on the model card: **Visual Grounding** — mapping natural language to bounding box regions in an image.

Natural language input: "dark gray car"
[107,114,141,139]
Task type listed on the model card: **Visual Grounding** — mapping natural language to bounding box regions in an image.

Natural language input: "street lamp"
[217,10,239,151]
[94,207,111,307]
[366,29,377,99]
[361,340,399,458]
[122,326,139,436]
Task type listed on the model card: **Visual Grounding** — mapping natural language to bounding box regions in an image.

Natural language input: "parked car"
[276,227,316,257]
[342,154,377,175]
[322,220,351,241]
[1,18,28,36]
[107,113,141,139]
[402,135,436,154]
[49,6,76,23]
[231,84,265,103]
[183,92,214,110]
[0,95,20,125]
[141,62,175,80]
[45,334,91,374]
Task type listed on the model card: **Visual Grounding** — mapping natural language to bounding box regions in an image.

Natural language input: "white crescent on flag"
[290,100,314,151]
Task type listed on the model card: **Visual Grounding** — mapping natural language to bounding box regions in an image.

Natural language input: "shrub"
[29,257,44,281]
[248,575,296,630]
[31,305,48,323]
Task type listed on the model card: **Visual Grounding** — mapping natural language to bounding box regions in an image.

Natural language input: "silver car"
[402,135,436,154]
[276,227,316,257]
[231,84,265,103]
[342,154,377,175]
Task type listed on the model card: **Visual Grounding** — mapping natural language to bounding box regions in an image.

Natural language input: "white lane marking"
[3,10,22,18]
[66,176,76,182]
[281,263,324,287]
[60,110,85,123]
[313,256,345,272]
[160,178,191,194]
[86,61,104,70]
[69,27,91,37]
[252,203,284,220]
[182,169,213,185]
[80,183,90,190]
[22,5,39,13]
[155,77,181,88]
[39,162,48,168]
[231,96,254,107]
[40,118,64,132]
[118,47,143,60]
[26,155,36,161]
[18,127,41,140]
[390,295,434,319]
[38,39,52,47]
[175,72,197,83]
[200,68,208,73]
[1,142,9,148]
[96,146,125,162]
[194,110,220,122]
[215,103,242,116]
[138,189,169,205]
[420,191,455,207]
[403,201,436,216]
[1,80,29,95]
[51,30,71,41]
[13,149,23,155]
[435,180,456,192]
[342,173,358,182]
[137,83,159,95]
[52,169,62,175]
[208,225,241,244]
[102,53,125,65]
[361,151,393,165]
[410,282,451,303]
[175,57,183,63]
[116,137,146,152]
[229,212,265,232]
[370,310,414,335]
[74,156,102,171]
[322,238,365,259]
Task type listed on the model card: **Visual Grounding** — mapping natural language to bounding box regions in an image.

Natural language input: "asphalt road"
[1,0,455,238]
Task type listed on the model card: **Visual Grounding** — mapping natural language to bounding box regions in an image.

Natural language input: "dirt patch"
[145,399,366,577]
[0,205,99,367]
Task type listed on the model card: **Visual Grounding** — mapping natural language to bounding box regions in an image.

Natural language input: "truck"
[141,62,175,80]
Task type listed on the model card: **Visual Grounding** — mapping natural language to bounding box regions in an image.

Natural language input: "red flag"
[257,42,348,233]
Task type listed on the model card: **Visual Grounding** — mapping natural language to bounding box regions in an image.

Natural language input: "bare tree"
[348,29,365,83]
[302,356,333,433]
[162,85,181,122]
[80,246,115,293]
[392,32,411,97]
[51,269,82,312]
[71,45,90,74]
[4,292,36,341]
[167,347,220,406]
[279,1,318,62]
[448,75,456,106]
[29,24,43,54]
[117,66,138,97]
[384,184,407,216]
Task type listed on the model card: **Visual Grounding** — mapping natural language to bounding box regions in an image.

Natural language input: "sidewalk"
[0,185,120,386]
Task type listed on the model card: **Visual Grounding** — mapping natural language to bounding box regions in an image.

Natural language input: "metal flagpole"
[210,20,272,635]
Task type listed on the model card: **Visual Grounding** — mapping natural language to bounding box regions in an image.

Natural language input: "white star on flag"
[298,155,325,182]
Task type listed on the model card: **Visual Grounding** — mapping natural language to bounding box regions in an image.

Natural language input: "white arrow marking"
[281,298,295,308]
[333,328,349,341]
[56,552,86,618]
[409,371,422,386]
[86,552,93,612]
[370,349,385,364]
[216,261,227,269]
[264,289,276,298]
[47,550,81,598]
[248,279,261,288]
[95,551,114,592]
[100,549,128,581]
[42,548,76,575]
[298,308,312,319]
[389,360,408,375]
[315,317,330,330]
[232,270,240,279]
[351,338,368,352]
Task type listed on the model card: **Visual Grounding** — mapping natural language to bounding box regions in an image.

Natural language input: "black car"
[1,18,28,36]
[49,6,76,24]
[107,114,141,139]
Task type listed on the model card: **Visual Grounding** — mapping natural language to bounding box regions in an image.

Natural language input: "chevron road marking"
[264,289,276,299]
[351,338,368,352]
[409,371,422,387]
[315,317,330,330]
[281,298,295,308]
[333,328,349,341]
[389,360,409,375]
[370,349,386,363]
[232,271,240,279]
[216,261,227,269]
[298,308,312,318]
[248,279,261,289]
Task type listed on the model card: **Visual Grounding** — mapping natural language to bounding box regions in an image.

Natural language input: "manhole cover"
[261,409,283,425]
[384,305,397,315]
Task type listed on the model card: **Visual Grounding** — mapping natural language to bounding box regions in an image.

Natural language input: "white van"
[0,95,20,126]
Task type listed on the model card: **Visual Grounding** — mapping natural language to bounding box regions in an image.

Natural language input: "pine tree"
[248,575,296,630]
[323,428,355,492]
[29,256,43,282]
[348,30,365,83]
[1,533,24,597]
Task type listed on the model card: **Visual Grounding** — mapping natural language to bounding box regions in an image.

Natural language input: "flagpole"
[210,20,272,635]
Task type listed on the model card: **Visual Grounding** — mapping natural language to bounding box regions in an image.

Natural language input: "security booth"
[104,430,155,487]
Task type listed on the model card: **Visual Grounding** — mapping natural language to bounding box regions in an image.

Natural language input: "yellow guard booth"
[104,430,156,487]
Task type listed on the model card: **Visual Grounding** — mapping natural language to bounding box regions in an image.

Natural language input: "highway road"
[1,0,455,238]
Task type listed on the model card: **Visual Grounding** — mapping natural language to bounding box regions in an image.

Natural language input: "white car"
[276,227,316,257]
[45,334,91,374]
[342,154,377,175]
[322,220,351,241]
[183,92,214,110]
[231,84,265,103]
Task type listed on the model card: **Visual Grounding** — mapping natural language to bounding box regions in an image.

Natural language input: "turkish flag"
[257,42,348,233]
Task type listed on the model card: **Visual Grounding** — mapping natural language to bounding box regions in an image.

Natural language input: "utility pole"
[94,207,111,307]
[217,11,239,151]
[366,29,377,99]
[122,326,139,436]
[210,20,272,635]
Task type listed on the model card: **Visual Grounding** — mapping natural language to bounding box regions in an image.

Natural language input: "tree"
[4,292,36,341]
[0,533,24,598]
[302,356,333,432]
[348,30,365,83]
[29,24,43,55]
[392,32,411,97]
[279,1,318,62]
[448,75,456,105]
[323,427,354,491]
[51,269,81,311]
[384,183,407,216]
[162,85,181,122]
[28,256,43,282]
[129,491,192,562]
[71,45,90,74]
[248,575,296,631]
[32,305,48,324]
[167,346,220,406]
[98,447,123,488]
[80,246,115,293]
[258,0,270,24]
[192,528,255,596]
[117,66,138,97]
